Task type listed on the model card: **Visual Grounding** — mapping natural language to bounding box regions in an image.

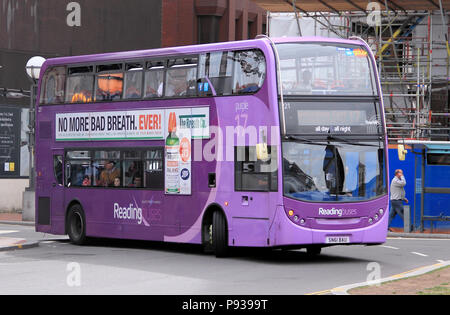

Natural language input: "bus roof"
[40,36,367,72]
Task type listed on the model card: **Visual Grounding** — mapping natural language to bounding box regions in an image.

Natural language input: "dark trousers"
[389,199,404,227]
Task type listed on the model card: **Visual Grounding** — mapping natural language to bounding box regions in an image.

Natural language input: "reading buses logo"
[113,203,143,224]
[318,207,357,217]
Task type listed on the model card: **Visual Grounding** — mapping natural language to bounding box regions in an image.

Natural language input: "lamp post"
[24,57,45,192]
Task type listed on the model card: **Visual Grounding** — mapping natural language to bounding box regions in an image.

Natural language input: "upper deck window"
[232,50,266,95]
[40,66,66,104]
[198,49,266,96]
[95,64,124,101]
[124,63,143,99]
[144,60,165,98]
[276,43,377,96]
[65,66,94,103]
[165,58,198,98]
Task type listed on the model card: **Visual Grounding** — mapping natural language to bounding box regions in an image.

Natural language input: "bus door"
[50,149,65,218]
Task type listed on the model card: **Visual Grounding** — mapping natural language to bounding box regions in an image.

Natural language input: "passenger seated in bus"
[125,161,141,185]
[166,69,189,97]
[128,177,142,188]
[114,177,121,188]
[296,70,312,93]
[96,74,123,101]
[71,85,92,103]
[124,86,141,99]
[82,176,91,187]
[98,161,121,187]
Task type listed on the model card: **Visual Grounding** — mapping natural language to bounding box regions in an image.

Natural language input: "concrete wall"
[0,179,28,211]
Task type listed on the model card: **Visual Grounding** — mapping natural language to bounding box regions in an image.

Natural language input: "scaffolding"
[266,1,450,143]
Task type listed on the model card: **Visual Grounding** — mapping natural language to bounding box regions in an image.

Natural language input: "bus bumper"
[270,205,389,247]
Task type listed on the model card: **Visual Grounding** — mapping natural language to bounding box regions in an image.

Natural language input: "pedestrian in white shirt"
[389,169,408,231]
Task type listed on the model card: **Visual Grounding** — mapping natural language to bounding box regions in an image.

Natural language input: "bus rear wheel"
[212,211,228,258]
[67,204,87,245]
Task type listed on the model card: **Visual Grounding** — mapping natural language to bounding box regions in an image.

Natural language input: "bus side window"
[145,148,163,190]
[124,63,143,99]
[53,155,63,185]
[232,50,266,95]
[235,146,278,192]
[198,52,233,96]
[95,64,124,102]
[65,151,92,187]
[66,66,94,103]
[144,60,165,98]
[40,67,66,104]
[165,57,198,98]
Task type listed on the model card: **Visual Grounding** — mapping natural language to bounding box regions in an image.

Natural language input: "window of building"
[198,16,221,44]
[427,153,450,166]
[123,63,143,99]
[235,146,278,192]
[40,67,66,104]
[65,66,94,103]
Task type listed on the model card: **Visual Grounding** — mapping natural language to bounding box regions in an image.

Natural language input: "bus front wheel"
[67,204,87,245]
[306,246,322,256]
[212,211,228,258]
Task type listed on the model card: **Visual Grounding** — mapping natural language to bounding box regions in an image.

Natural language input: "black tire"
[67,204,87,245]
[306,246,322,256]
[212,210,228,258]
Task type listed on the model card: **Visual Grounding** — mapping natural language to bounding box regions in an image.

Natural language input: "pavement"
[0,220,62,252]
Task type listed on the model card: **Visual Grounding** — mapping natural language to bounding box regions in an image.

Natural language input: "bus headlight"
[368,218,373,224]
[374,214,379,221]
[379,209,384,215]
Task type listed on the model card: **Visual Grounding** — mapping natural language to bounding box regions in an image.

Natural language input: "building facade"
[0,0,266,211]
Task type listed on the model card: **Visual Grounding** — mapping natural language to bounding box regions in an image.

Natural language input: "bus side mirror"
[398,144,407,161]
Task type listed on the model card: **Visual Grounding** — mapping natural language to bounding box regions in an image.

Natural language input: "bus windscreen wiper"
[326,135,380,147]
[284,135,327,146]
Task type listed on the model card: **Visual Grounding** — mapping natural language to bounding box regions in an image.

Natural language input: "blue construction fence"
[388,147,450,230]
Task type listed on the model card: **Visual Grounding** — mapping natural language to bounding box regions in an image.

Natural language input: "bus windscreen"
[277,43,377,96]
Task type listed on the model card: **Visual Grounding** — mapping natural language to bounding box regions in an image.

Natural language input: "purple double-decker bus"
[35,36,389,257]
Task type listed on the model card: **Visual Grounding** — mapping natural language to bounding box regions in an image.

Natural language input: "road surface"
[0,223,449,295]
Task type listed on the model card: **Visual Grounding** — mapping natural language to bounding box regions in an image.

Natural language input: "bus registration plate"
[325,236,350,244]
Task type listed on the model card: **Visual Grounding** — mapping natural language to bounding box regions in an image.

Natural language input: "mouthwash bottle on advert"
[165,112,180,194]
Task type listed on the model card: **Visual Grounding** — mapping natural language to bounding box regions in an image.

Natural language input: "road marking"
[380,245,399,250]
[437,260,445,263]
[411,252,429,257]
[0,230,19,235]
[306,289,331,295]
[388,237,450,241]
